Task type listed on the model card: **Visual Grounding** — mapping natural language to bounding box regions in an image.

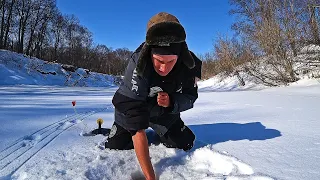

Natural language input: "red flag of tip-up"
[72,101,76,107]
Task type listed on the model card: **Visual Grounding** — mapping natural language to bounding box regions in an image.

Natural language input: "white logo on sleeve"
[131,69,138,92]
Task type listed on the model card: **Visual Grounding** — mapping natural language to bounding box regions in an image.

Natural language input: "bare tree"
[50,10,66,61]
[308,3,320,44]
[0,0,133,76]
[214,36,255,86]
[2,0,16,49]
[26,0,43,55]
[199,52,220,80]
[0,0,6,48]
[33,0,55,58]
[16,0,33,53]
[112,48,131,75]
[276,0,301,56]
[229,0,299,85]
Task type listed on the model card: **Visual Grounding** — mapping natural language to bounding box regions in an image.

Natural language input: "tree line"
[0,0,131,75]
[202,0,320,86]
[2,0,319,84]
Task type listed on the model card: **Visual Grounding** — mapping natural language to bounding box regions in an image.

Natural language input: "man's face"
[152,54,178,76]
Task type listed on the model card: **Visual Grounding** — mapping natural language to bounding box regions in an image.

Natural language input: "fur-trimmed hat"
[136,12,195,76]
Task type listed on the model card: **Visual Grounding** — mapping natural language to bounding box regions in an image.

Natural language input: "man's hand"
[157,92,170,107]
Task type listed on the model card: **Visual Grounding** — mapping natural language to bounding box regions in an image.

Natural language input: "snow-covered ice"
[0,50,320,179]
[0,81,319,179]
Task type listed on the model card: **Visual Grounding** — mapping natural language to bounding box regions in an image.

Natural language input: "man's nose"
[159,64,166,72]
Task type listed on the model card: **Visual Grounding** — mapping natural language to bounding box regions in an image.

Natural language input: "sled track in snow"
[0,105,112,176]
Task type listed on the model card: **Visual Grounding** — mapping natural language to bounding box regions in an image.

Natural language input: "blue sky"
[56,0,235,55]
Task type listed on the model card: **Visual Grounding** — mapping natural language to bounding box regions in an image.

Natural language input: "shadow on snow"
[189,122,282,148]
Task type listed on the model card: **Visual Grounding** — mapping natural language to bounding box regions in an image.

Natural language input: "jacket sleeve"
[170,76,198,114]
[170,51,202,114]
[112,57,149,132]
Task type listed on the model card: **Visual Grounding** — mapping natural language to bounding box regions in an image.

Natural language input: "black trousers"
[105,115,195,151]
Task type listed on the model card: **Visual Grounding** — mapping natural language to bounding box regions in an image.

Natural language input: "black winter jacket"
[112,45,202,132]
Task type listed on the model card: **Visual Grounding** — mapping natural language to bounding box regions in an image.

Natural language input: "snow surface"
[1,50,320,179]
[0,49,116,87]
[300,44,320,54]
[197,73,266,92]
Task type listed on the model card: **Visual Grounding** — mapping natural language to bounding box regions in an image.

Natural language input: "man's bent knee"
[104,123,134,150]
[160,120,195,151]
[180,126,195,151]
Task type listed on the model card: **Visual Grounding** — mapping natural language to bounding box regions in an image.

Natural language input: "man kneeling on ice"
[105,12,202,180]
